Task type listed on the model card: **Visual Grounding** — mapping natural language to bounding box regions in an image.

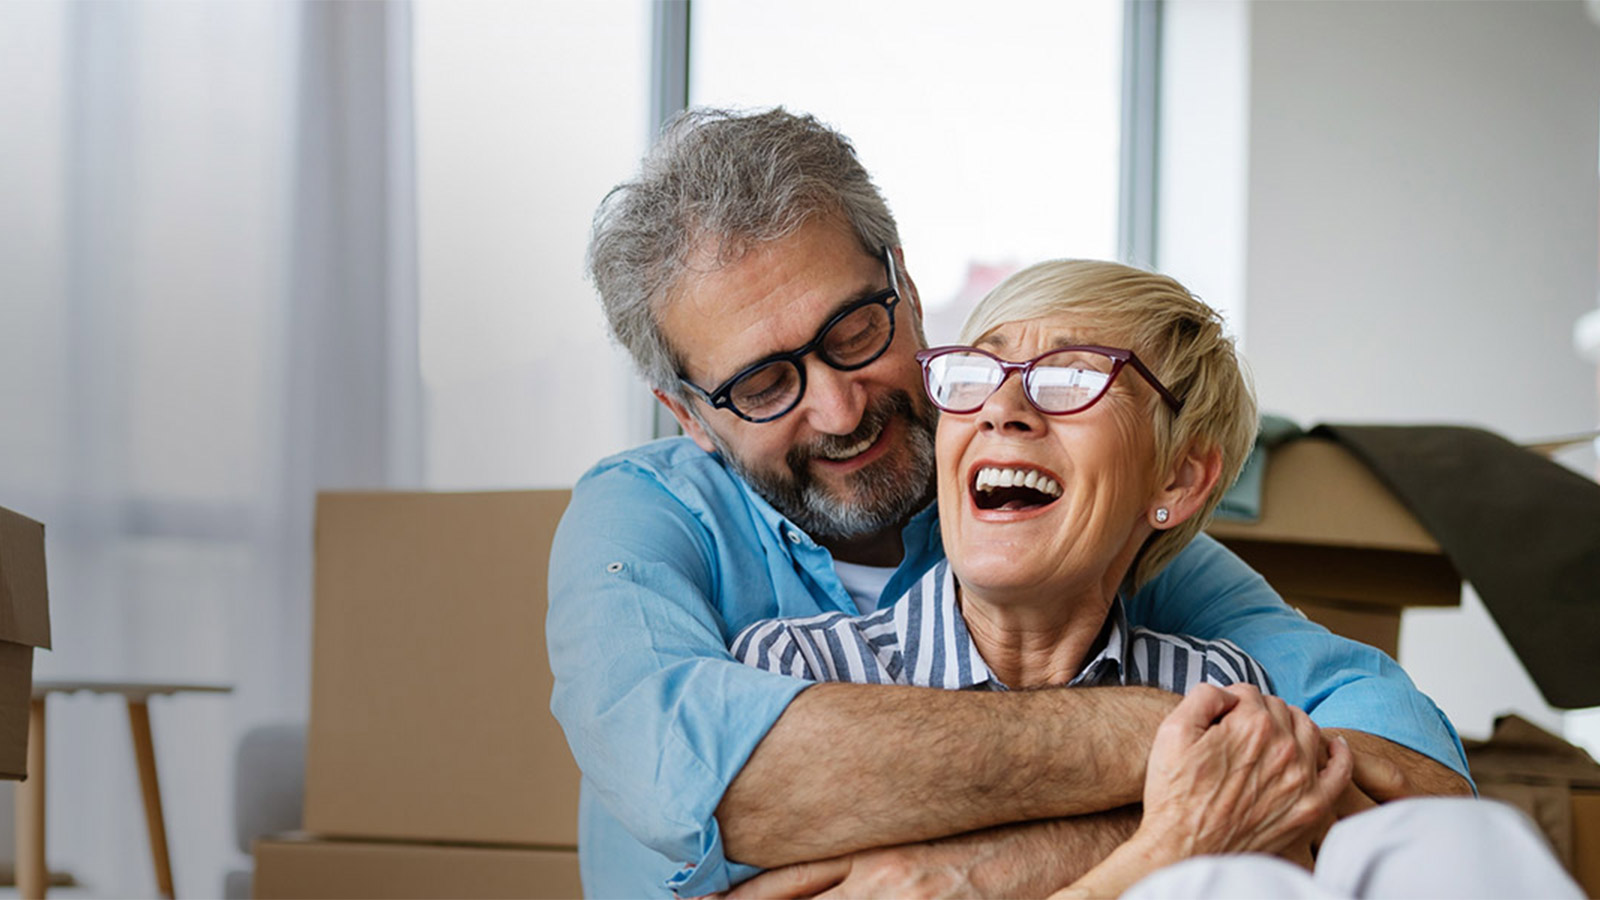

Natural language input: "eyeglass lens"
[726,300,896,419]
[925,349,1115,413]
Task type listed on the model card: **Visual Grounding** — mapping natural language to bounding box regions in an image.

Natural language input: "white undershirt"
[831,559,897,614]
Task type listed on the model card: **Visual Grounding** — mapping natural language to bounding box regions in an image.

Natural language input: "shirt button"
[787,531,802,544]
[606,561,624,573]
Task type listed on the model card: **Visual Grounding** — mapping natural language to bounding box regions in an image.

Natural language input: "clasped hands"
[717,685,1361,900]
[1054,684,1355,899]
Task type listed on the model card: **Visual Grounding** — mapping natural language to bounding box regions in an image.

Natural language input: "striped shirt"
[731,560,1273,693]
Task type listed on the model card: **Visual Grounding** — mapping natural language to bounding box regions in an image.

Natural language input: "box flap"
[0,506,51,650]
[1208,438,1442,554]
[1205,437,1461,610]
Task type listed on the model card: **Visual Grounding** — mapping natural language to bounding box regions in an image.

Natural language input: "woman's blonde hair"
[960,260,1257,588]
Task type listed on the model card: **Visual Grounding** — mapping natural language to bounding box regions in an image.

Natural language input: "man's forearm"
[726,807,1143,899]
[717,682,1178,867]
[947,807,1144,897]
[1326,728,1473,799]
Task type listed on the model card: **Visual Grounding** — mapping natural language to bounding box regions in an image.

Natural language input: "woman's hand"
[1050,684,1352,900]
[1137,683,1352,859]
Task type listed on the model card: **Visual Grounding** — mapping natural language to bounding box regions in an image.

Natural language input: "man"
[548,107,1470,899]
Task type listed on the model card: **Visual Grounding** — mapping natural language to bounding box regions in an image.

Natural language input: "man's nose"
[977,372,1042,434]
[799,359,868,435]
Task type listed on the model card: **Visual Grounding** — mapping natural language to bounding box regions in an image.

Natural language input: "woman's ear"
[1149,442,1224,530]
[652,388,719,455]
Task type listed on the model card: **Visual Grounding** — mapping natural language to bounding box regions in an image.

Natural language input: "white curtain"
[0,1,418,894]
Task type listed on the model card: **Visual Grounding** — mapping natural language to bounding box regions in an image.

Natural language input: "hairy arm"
[726,808,1142,899]
[1327,728,1473,803]
[718,683,1179,868]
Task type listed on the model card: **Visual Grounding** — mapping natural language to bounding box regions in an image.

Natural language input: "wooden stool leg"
[128,699,175,900]
[15,697,47,900]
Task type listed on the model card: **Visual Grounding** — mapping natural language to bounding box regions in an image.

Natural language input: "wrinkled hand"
[1136,683,1352,860]
[720,845,982,900]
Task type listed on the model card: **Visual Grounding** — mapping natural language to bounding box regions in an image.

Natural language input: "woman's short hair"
[960,260,1258,588]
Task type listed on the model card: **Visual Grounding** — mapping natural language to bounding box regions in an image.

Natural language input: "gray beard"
[710,389,937,541]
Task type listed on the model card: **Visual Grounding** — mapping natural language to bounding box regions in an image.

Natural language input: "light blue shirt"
[547,437,1469,899]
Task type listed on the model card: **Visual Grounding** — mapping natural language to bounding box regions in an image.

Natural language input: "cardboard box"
[303,491,580,847]
[1574,791,1600,899]
[253,836,581,899]
[1207,437,1462,650]
[1467,715,1600,898]
[0,505,51,780]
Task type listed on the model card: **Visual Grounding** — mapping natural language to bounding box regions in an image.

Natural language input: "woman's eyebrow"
[1050,334,1095,349]
[975,332,1093,353]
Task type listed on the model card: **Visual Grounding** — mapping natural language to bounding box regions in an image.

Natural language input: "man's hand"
[723,809,1141,900]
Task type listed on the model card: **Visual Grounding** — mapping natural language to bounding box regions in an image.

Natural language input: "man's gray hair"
[587,107,901,395]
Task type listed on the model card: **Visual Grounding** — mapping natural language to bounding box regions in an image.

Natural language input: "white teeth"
[818,432,877,461]
[974,466,1062,497]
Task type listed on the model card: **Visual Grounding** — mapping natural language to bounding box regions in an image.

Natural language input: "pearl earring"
[1154,507,1170,524]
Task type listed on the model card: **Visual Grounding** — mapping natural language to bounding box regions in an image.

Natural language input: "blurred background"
[0,0,1597,895]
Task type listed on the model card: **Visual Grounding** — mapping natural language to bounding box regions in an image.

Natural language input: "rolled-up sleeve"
[547,465,810,894]
[1129,535,1471,782]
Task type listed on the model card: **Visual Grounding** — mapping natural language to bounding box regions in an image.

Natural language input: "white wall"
[1164,0,1600,746]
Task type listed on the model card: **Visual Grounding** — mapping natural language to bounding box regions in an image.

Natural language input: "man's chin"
[793,434,934,539]
[714,388,937,541]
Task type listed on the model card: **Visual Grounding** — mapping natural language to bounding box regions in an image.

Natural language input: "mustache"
[785,390,926,472]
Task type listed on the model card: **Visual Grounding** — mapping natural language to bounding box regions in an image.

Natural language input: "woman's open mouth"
[970,465,1063,512]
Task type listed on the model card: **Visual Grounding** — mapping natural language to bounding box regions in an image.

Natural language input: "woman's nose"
[977,372,1042,434]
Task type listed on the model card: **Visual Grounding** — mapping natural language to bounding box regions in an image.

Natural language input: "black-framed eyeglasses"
[678,248,903,423]
[914,344,1184,416]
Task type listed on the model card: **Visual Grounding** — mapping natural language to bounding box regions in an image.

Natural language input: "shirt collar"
[724,453,942,613]
[1069,597,1131,688]
[898,563,1130,691]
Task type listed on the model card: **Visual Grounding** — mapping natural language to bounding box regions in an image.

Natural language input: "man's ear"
[652,388,719,455]
[1149,442,1224,530]
[892,246,924,319]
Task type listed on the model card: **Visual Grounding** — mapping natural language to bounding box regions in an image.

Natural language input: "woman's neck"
[957,580,1118,690]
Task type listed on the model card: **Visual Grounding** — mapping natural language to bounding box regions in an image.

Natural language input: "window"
[413,0,653,488]
[691,0,1125,345]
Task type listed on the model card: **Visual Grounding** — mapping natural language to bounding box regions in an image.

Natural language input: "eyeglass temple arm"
[1124,355,1184,413]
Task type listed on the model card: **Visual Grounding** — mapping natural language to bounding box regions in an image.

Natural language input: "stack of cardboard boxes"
[0,503,54,897]
[0,504,51,779]
[254,491,582,899]
[1205,436,1462,657]
[1207,436,1599,897]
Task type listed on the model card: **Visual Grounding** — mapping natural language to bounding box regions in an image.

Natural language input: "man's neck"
[816,483,935,568]
[820,526,906,568]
